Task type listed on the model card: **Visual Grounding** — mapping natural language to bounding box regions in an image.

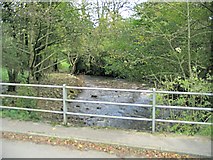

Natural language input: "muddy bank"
[67,75,152,131]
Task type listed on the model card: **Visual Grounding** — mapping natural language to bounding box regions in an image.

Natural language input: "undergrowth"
[1,86,41,121]
[156,72,212,136]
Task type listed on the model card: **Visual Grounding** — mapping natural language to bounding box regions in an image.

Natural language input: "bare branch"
[34,52,56,68]
[34,59,66,74]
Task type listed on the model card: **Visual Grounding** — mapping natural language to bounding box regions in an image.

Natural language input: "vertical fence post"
[152,88,156,133]
[63,84,67,125]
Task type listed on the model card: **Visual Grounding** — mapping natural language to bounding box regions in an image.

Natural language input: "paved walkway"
[0,118,212,157]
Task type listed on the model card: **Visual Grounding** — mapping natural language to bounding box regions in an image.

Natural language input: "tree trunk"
[34,53,42,82]
[68,54,79,75]
[7,69,18,92]
[187,1,192,78]
[71,59,78,75]
[53,59,59,72]
[210,2,213,76]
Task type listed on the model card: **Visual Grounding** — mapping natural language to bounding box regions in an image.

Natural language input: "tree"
[132,2,212,82]
[2,1,77,83]
[2,2,29,90]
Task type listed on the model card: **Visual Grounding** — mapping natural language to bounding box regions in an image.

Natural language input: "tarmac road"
[0,138,118,158]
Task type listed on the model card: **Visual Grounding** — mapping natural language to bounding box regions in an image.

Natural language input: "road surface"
[1,138,118,158]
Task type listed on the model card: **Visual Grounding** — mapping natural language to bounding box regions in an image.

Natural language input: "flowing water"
[67,75,153,131]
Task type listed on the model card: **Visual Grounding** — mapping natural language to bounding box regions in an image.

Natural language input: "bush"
[15,87,37,108]
[156,74,212,135]
[1,87,40,121]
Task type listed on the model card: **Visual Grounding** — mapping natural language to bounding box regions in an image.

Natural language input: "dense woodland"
[1,1,212,85]
[1,0,213,135]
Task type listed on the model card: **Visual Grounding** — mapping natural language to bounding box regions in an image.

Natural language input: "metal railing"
[0,82,213,133]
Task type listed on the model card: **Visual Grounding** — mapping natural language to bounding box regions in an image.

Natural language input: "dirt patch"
[36,73,84,122]
[1,73,84,123]
[82,75,149,89]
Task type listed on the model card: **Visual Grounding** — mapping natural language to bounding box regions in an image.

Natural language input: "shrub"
[156,74,212,135]
[1,87,40,121]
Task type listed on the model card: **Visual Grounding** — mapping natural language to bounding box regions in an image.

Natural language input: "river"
[67,75,152,131]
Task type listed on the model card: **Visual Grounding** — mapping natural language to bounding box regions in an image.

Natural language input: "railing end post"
[152,88,156,133]
[63,84,67,125]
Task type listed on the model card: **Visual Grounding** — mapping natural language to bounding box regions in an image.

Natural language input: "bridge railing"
[0,82,212,133]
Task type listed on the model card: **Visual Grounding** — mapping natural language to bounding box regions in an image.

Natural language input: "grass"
[196,125,213,138]
[195,117,213,139]
[1,82,41,122]
[0,110,41,121]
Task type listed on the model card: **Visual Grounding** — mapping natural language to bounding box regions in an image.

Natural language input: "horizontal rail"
[1,83,212,96]
[156,90,213,96]
[156,105,213,111]
[1,82,213,132]
[2,105,211,125]
[66,111,152,121]
[66,99,152,107]
[0,106,63,114]
[156,119,213,125]
[0,83,63,88]
[66,86,153,93]
[0,106,152,122]
[0,94,63,101]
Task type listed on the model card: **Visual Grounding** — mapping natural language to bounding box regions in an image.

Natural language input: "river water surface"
[67,75,153,131]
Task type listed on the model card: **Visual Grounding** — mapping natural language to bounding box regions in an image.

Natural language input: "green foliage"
[2,1,212,82]
[0,67,9,82]
[0,110,40,121]
[196,117,213,138]
[59,62,70,73]
[0,67,28,83]
[17,71,29,83]
[1,87,40,121]
[156,73,213,135]
[131,2,212,81]
[16,87,37,108]
[1,1,212,136]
